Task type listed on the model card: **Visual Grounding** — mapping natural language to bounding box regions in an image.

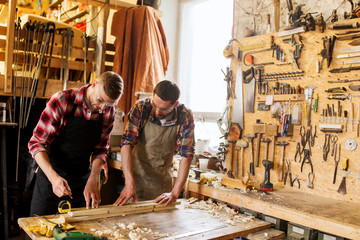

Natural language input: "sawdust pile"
[184,198,255,226]
[90,222,174,240]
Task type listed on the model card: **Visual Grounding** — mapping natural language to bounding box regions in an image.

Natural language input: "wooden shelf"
[256,94,305,102]
[63,10,88,23]
[186,180,360,239]
[49,0,64,9]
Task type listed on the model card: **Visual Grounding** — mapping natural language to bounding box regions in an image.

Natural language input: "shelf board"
[256,94,305,102]
[63,10,88,23]
[49,0,64,9]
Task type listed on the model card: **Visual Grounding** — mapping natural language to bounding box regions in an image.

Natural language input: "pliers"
[301,149,313,173]
[284,160,293,186]
[292,175,300,189]
[294,142,301,162]
[322,134,330,161]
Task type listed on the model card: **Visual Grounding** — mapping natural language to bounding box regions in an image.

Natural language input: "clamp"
[301,149,313,173]
[284,160,293,186]
[294,142,301,162]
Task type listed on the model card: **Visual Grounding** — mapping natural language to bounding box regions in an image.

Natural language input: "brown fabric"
[111,6,169,115]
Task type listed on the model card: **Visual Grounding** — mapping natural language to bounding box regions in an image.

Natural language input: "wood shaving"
[184,198,255,225]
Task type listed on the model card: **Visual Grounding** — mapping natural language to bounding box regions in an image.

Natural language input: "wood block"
[245,228,286,240]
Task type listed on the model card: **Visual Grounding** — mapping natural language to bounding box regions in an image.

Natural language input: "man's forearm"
[120,145,135,186]
[172,157,191,197]
[34,151,59,183]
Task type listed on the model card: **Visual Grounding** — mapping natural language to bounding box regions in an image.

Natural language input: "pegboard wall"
[226,18,360,203]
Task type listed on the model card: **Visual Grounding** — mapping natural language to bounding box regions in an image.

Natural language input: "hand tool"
[58,200,71,214]
[330,135,338,157]
[243,134,256,176]
[333,144,340,184]
[222,67,233,101]
[260,160,273,192]
[328,78,360,83]
[325,87,347,93]
[310,125,317,147]
[42,22,57,97]
[254,124,266,167]
[320,129,343,133]
[312,94,319,112]
[349,84,360,91]
[330,66,360,73]
[337,157,349,195]
[345,138,357,151]
[322,134,331,161]
[232,63,244,133]
[53,225,106,240]
[336,45,360,53]
[299,126,306,154]
[336,33,360,41]
[294,142,301,162]
[344,110,348,132]
[237,140,248,177]
[261,138,271,161]
[243,45,276,66]
[327,94,347,100]
[234,143,241,177]
[227,140,236,178]
[337,52,360,59]
[291,175,300,189]
[307,172,314,189]
[284,159,293,186]
[278,26,305,37]
[244,67,256,113]
[328,22,359,29]
[276,141,288,182]
[335,30,360,35]
[304,86,316,126]
[301,149,313,173]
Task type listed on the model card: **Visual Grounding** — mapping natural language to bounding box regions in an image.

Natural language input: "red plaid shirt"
[28,84,115,162]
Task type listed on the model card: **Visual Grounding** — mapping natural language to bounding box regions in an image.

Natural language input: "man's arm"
[153,156,191,206]
[113,144,138,206]
[83,158,103,209]
[34,151,72,198]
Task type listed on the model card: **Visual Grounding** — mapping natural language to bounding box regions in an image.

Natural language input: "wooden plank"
[0,26,6,36]
[43,79,84,98]
[4,0,16,93]
[187,181,360,239]
[273,0,280,32]
[18,199,271,240]
[245,228,286,240]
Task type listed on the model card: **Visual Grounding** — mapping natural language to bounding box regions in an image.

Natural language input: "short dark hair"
[153,80,180,104]
[98,71,123,100]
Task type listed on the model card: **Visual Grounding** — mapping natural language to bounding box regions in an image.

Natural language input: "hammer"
[236,140,248,177]
[243,134,256,176]
[276,141,289,182]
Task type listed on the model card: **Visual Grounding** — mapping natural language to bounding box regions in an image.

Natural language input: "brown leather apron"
[132,120,177,200]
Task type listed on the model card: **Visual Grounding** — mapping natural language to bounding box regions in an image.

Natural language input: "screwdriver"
[327,94,347,100]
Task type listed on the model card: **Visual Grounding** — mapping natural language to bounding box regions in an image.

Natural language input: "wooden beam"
[273,0,280,32]
[4,0,16,93]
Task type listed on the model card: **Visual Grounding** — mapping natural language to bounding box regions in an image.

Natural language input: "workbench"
[18,199,271,240]
[186,180,360,239]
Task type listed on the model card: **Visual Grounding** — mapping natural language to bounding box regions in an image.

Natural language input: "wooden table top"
[18,199,271,240]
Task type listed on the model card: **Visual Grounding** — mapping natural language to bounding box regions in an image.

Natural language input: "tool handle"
[342,157,349,171]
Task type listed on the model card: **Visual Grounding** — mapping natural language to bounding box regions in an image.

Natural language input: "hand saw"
[243,67,256,113]
[232,63,244,131]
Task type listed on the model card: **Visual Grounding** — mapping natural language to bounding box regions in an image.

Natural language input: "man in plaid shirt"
[28,71,123,216]
[114,80,195,207]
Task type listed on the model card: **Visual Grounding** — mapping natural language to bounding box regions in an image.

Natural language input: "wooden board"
[18,199,270,240]
[187,180,360,239]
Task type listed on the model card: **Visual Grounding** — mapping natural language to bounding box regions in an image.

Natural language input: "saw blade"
[232,64,244,130]
[336,46,360,53]
[244,76,256,113]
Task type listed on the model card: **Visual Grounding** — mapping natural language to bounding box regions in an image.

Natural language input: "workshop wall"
[228,13,360,203]
[234,0,351,38]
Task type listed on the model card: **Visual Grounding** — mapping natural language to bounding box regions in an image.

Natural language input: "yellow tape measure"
[58,200,71,214]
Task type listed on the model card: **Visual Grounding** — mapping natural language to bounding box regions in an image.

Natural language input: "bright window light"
[178,0,233,149]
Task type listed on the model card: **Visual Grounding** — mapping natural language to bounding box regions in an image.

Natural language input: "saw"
[243,67,256,113]
[232,63,244,131]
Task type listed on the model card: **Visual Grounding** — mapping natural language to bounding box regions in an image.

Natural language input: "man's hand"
[51,176,72,198]
[114,184,137,206]
[84,176,101,209]
[153,192,178,206]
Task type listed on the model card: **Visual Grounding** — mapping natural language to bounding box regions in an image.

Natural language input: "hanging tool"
[328,22,359,29]
[222,67,233,101]
[300,126,307,154]
[260,160,273,192]
[291,175,300,189]
[328,78,360,83]
[301,149,313,173]
[325,87,347,93]
[237,140,248,177]
[310,125,317,147]
[227,140,236,179]
[243,134,256,176]
[327,94,347,100]
[333,144,340,184]
[330,66,360,73]
[307,172,314,189]
[284,159,293,186]
[242,46,276,66]
[232,63,244,137]
[305,86,316,126]
[336,45,360,53]
[294,142,301,162]
[243,67,256,113]
[337,157,349,195]
[322,134,331,161]
[330,135,338,157]
[276,141,288,182]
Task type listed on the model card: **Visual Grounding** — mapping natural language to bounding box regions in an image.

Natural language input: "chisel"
[337,158,349,195]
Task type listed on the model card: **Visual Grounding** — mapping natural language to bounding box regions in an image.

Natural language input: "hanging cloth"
[111,6,169,115]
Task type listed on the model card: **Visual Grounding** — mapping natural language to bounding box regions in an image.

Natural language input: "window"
[177,0,233,150]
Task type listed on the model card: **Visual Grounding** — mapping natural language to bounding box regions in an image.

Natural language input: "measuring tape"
[58,200,71,214]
